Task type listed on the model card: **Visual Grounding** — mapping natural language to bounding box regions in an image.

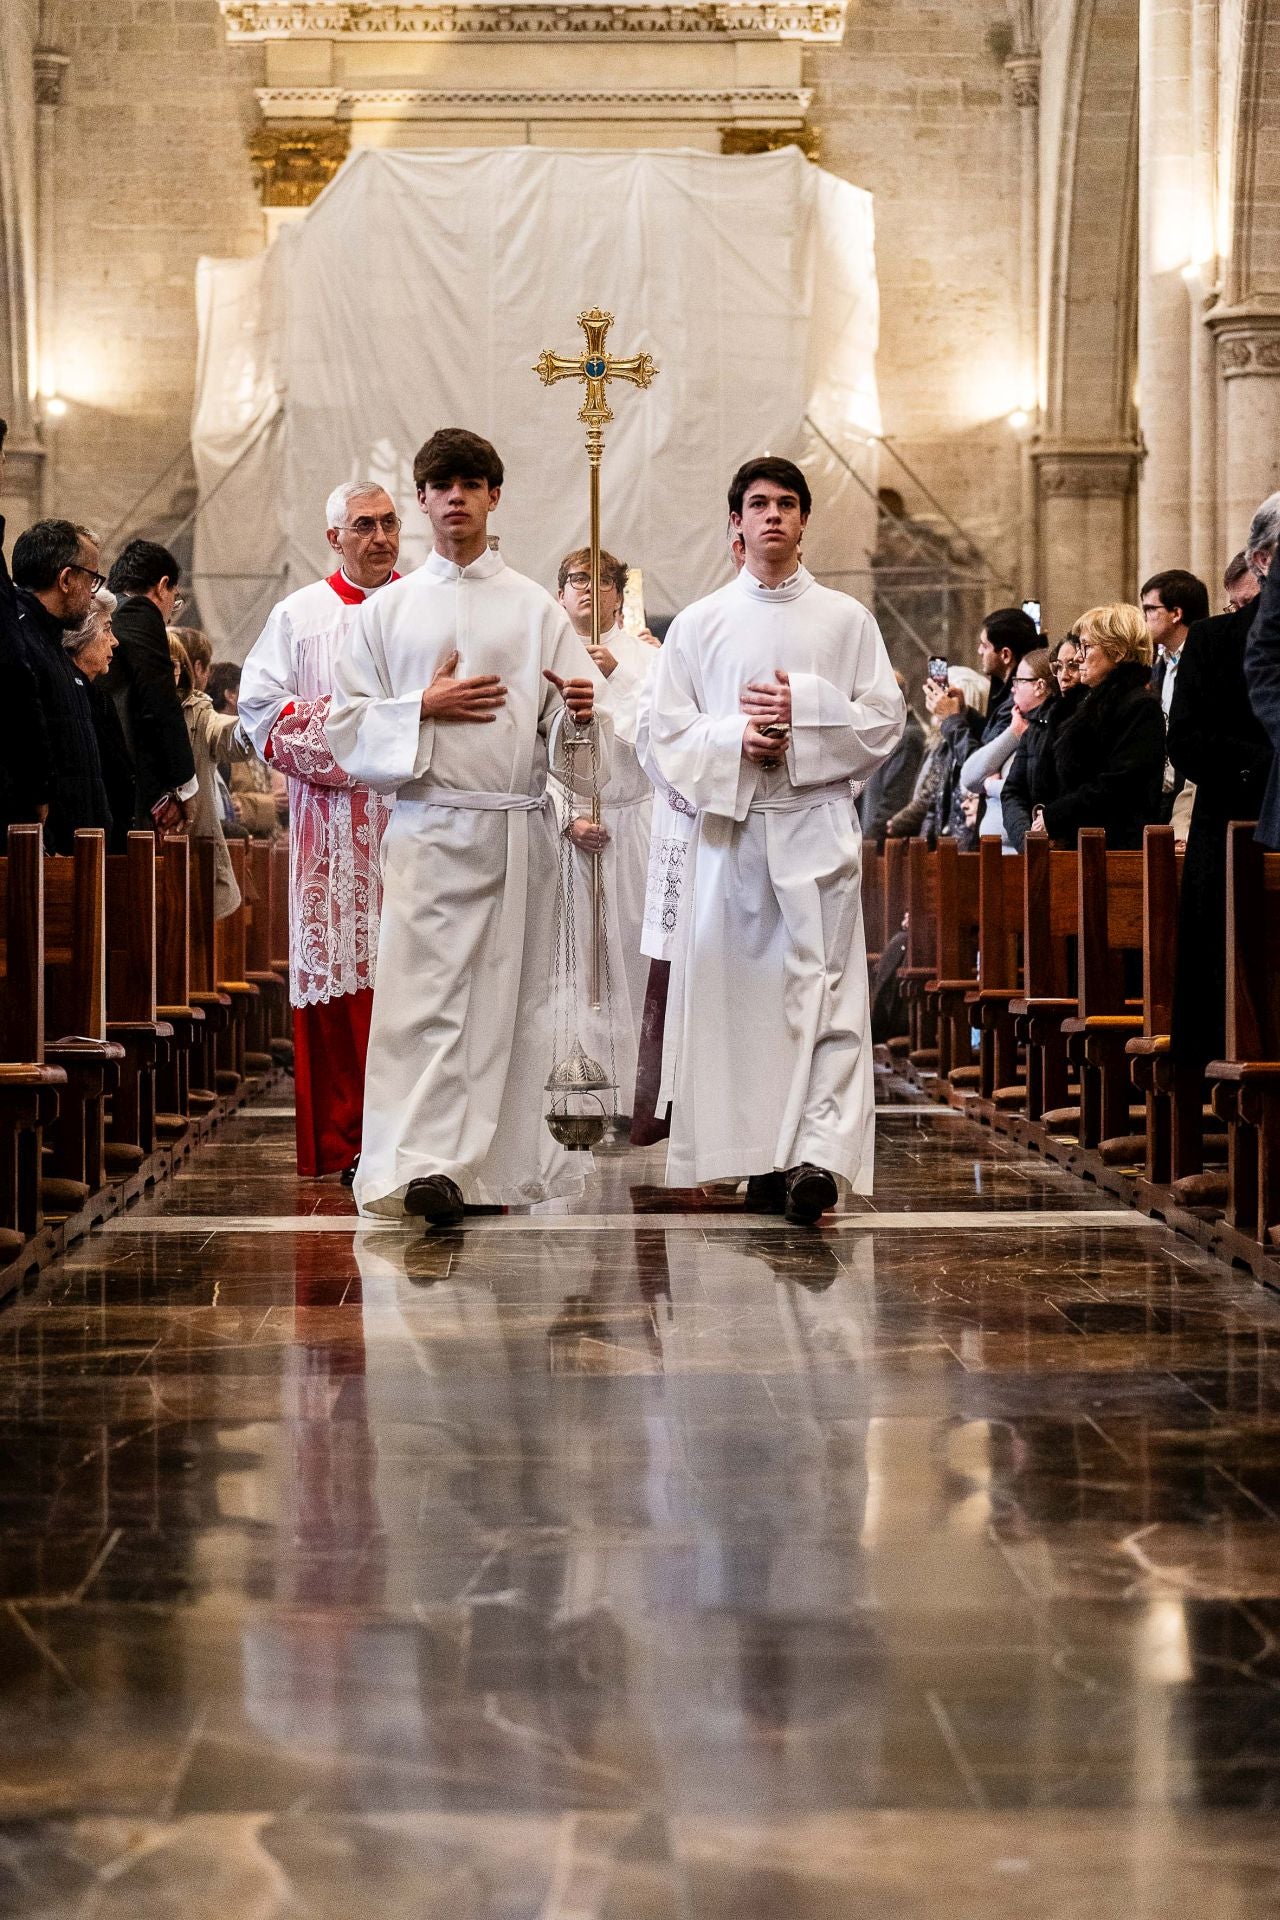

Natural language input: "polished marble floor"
[2,1075,1280,1915]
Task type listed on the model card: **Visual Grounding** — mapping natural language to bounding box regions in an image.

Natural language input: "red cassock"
[241,567,397,1177]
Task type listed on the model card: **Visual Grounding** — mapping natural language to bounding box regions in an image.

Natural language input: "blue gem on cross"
[583,356,607,378]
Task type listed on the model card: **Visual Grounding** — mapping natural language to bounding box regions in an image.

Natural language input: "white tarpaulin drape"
[192,146,880,656]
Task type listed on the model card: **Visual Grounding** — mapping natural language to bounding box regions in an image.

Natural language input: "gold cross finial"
[534,306,657,461]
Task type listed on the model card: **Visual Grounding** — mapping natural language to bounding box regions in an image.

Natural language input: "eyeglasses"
[170,594,185,618]
[564,571,593,589]
[1140,601,1167,618]
[339,514,401,538]
[68,563,106,592]
[1052,658,1080,675]
[1013,672,1045,686]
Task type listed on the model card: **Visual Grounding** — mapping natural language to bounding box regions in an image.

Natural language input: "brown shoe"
[784,1163,837,1224]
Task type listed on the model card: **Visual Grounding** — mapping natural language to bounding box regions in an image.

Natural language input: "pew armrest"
[1125,1035,1169,1057]
[0,1064,67,1089]
[1205,1060,1280,1083]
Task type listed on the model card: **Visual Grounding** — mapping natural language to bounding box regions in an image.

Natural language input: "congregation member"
[207,661,282,835]
[1029,603,1164,848]
[1225,549,1262,614]
[553,545,658,1116]
[1244,494,1280,852]
[11,519,112,853]
[647,454,904,1223]
[105,539,197,831]
[1140,568,1210,822]
[856,671,925,842]
[170,632,258,919]
[239,482,401,1181]
[68,591,137,851]
[916,667,989,842]
[962,646,1058,848]
[0,419,50,835]
[1166,498,1275,1075]
[326,430,601,1229]
[1002,637,1085,850]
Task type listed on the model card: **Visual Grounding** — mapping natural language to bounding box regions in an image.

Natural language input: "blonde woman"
[1030,603,1165,848]
[169,630,257,917]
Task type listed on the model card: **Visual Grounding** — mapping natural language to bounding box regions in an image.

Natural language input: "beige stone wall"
[807,0,1026,623]
[36,0,262,548]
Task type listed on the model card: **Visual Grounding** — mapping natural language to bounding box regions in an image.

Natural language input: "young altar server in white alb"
[553,545,659,1118]
[648,455,905,1223]
[237,482,401,1182]
[326,429,603,1229]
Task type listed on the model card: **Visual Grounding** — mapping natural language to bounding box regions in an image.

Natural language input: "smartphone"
[1022,599,1042,631]
[928,656,949,687]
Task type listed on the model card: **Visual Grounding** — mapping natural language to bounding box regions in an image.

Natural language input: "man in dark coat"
[104,538,196,830]
[1244,499,1280,851]
[857,675,926,842]
[0,420,52,834]
[11,519,113,854]
[1168,578,1271,1069]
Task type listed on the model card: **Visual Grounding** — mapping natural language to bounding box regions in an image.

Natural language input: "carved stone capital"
[1208,305,1280,378]
[1004,53,1040,109]
[33,50,70,109]
[249,123,351,206]
[222,1,848,41]
[1033,443,1142,500]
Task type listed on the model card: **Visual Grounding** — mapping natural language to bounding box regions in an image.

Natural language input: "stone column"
[1208,308,1280,546]
[1033,445,1142,636]
[1006,52,1041,595]
[1137,0,1193,577]
[33,49,68,512]
[1186,0,1219,579]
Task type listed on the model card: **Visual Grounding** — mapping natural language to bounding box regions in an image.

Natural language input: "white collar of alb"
[425,545,504,583]
[736,564,812,604]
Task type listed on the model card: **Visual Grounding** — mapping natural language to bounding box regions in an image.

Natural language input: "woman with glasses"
[958,649,1057,849]
[999,647,1079,851]
[1049,634,1082,689]
[1023,605,1164,849]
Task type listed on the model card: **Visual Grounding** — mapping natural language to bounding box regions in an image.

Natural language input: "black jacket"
[1245,566,1280,851]
[857,708,926,842]
[923,706,984,844]
[1167,597,1272,1068]
[15,588,113,854]
[1040,658,1165,849]
[0,517,52,834]
[105,593,195,817]
[88,679,138,854]
[1000,685,1085,851]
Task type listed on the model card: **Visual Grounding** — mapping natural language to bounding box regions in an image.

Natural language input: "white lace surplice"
[238,576,394,1008]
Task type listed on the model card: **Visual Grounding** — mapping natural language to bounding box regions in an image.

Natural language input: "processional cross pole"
[534,306,658,1007]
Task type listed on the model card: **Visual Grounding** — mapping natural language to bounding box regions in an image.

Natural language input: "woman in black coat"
[1002,638,1087,850]
[1166,593,1272,1069]
[1033,604,1165,850]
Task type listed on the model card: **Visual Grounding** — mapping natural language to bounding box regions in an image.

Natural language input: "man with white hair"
[239,481,401,1180]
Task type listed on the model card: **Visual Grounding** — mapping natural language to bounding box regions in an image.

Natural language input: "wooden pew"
[154,833,207,1130]
[0,827,66,1248]
[212,839,260,1086]
[1060,830,1146,1156]
[1009,835,1079,1134]
[971,837,1026,1108]
[878,837,911,1057]
[1124,828,1202,1190]
[863,843,885,972]
[243,838,288,1071]
[1206,824,1280,1263]
[42,830,124,1205]
[903,837,939,1071]
[105,831,175,1164]
[269,836,294,1068]
[187,838,237,1098]
[930,839,981,1088]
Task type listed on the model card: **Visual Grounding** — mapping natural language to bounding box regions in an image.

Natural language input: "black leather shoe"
[403,1174,465,1228]
[744,1172,787,1214]
[339,1156,359,1188]
[784,1163,838,1224]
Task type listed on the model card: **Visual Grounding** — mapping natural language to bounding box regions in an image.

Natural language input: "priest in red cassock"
[238,482,402,1181]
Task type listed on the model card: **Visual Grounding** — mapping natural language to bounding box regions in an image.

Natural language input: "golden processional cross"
[534,306,658,1005]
